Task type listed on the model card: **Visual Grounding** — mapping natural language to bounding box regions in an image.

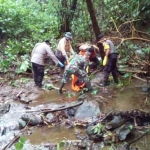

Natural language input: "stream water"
[24,79,150,149]
[0,78,150,150]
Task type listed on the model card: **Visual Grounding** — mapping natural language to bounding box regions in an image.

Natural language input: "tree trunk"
[85,0,100,39]
[62,0,77,32]
[85,0,105,59]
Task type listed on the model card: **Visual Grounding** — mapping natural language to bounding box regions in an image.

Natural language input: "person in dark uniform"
[97,34,118,86]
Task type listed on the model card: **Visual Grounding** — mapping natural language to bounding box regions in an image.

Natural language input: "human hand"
[65,55,69,60]
[103,56,108,66]
[58,61,64,68]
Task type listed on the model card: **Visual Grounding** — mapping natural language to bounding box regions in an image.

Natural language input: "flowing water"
[1,78,150,149]
[24,79,150,149]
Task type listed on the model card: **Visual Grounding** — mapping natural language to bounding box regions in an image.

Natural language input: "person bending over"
[55,32,75,68]
[59,51,93,93]
[31,40,64,88]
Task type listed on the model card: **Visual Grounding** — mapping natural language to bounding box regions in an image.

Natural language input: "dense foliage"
[0,0,149,75]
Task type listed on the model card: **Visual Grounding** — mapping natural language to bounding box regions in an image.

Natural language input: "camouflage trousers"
[61,64,89,83]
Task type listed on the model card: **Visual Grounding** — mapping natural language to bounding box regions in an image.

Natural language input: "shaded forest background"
[0,0,150,78]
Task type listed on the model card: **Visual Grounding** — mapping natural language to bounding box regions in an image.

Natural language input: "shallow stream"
[1,78,150,150]
[25,79,150,149]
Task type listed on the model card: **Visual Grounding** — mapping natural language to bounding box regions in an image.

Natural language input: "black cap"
[88,46,94,53]
[97,34,104,40]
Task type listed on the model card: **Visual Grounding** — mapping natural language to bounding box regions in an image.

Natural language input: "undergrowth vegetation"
[0,0,150,84]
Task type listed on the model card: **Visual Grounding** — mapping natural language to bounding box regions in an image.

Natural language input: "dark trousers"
[89,56,100,69]
[32,62,44,87]
[55,49,66,69]
[103,53,118,85]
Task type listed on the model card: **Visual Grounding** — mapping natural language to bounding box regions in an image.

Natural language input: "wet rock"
[86,125,103,142]
[114,125,131,141]
[0,121,20,136]
[106,116,124,130]
[61,119,74,128]
[86,126,96,135]
[0,131,20,149]
[18,119,27,129]
[75,101,101,121]
[46,113,55,121]
[0,102,10,115]
[91,72,104,86]
[21,114,43,126]
[19,98,32,104]
[66,108,76,117]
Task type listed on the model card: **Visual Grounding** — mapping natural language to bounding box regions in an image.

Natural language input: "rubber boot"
[59,82,65,93]
[85,81,93,91]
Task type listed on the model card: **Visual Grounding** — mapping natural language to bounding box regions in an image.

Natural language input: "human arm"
[46,46,60,65]
[58,61,64,68]
[69,43,75,55]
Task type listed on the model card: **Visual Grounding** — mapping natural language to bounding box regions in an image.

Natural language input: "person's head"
[65,32,73,41]
[97,34,105,43]
[84,51,91,60]
[45,40,51,46]
[88,46,94,53]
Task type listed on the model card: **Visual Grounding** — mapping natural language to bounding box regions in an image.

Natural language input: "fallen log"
[24,101,83,113]
[2,134,20,150]
[87,111,112,127]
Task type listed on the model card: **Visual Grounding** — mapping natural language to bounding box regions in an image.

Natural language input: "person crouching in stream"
[59,51,93,93]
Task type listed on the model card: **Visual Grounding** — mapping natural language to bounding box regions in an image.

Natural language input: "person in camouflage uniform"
[59,51,93,93]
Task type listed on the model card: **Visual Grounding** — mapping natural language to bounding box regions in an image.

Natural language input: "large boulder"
[75,101,101,121]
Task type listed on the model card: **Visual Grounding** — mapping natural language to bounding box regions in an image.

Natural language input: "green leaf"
[15,142,24,150]
[128,125,133,130]
[20,62,28,71]
[59,140,65,147]
[45,84,54,90]
[91,89,99,95]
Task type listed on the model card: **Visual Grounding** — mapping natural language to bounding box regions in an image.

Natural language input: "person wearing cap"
[97,34,118,86]
[31,40,64,88]
[59,51,93,93]
[55,32,75,67]
[78,43,100,70]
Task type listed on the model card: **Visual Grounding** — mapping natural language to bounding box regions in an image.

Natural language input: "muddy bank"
[0,71,150,150]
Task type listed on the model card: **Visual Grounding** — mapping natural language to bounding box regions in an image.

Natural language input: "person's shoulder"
[35,42,43,46]
[106,39,113,44]
[59,37,65,41]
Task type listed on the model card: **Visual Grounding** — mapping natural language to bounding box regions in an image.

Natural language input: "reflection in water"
[26,125,77,144]
[26,79,150,148]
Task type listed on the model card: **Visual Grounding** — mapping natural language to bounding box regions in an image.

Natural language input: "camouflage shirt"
[67,54,89,71]
[61,54,89,83]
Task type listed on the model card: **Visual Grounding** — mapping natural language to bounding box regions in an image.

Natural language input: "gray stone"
[75,101,100,121]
